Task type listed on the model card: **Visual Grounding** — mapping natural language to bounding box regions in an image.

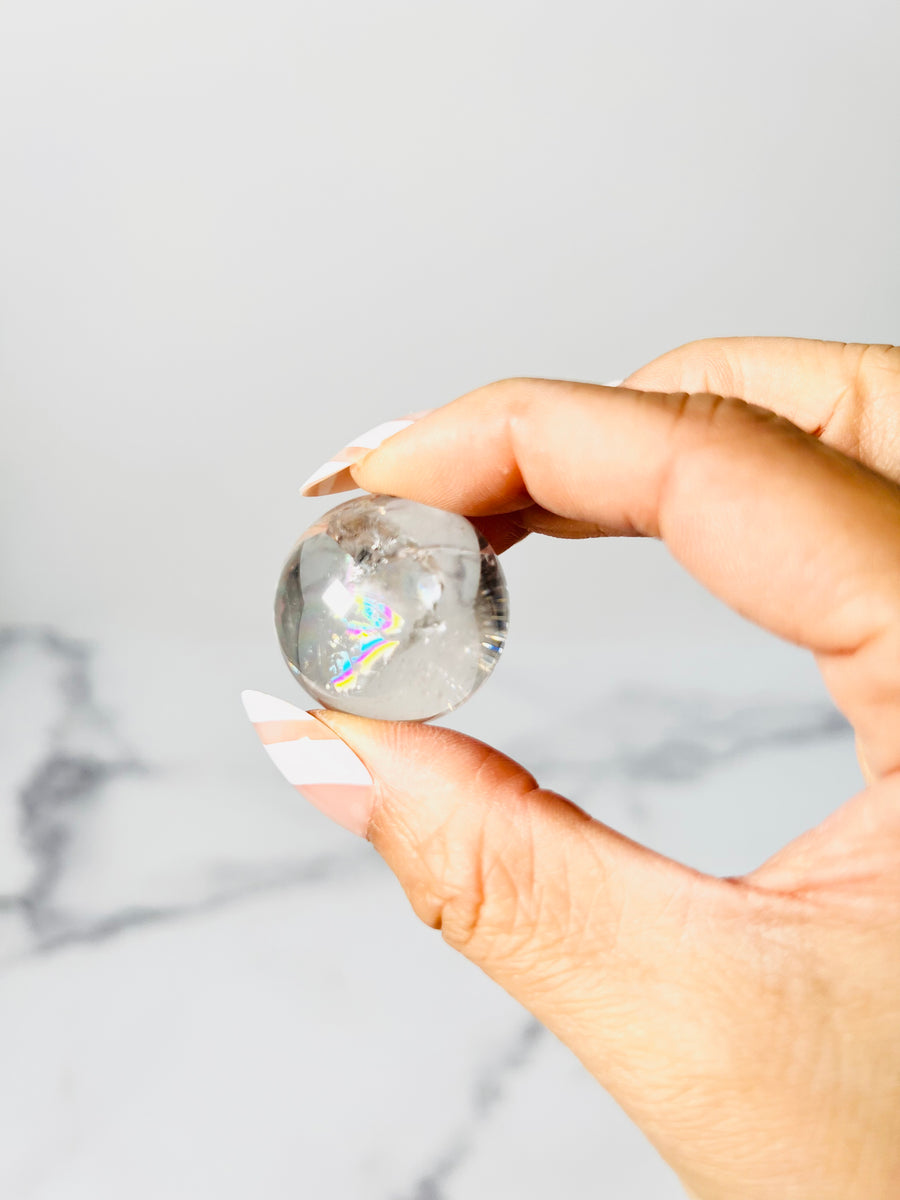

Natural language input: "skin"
[317,339,900,1199]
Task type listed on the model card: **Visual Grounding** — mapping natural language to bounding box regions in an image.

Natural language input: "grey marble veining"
[1,628,142,954]
[536,686,850,781]
[0,622,861,1199]
[0,629,370,965]
[396,1020,546,1200]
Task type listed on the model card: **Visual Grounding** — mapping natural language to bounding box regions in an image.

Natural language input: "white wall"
[2,0,898,651]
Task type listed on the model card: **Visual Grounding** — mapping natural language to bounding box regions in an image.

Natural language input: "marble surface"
[0,623,861,1199]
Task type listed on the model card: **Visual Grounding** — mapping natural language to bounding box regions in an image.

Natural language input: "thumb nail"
[241,689,374,837]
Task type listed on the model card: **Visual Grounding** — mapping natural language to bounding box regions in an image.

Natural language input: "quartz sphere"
[275,494,509,721]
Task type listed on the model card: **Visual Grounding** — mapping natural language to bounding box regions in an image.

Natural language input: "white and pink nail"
[241,690,373,836]
[299,411,431,497]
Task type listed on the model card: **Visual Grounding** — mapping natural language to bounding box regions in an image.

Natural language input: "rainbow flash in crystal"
[330,594,404,690]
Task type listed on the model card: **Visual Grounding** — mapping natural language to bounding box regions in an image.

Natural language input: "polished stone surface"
[275,496,508,721]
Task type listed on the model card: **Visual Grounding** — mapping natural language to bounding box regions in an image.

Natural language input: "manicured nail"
[241,689,373,836]
[299,411,432,497]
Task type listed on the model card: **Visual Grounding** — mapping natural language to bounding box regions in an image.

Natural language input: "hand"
[245,338,900,1199]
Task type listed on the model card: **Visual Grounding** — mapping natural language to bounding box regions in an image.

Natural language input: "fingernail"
[241,689,374,837]
[299,411,432,497]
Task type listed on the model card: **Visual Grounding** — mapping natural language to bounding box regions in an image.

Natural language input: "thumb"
[241,690,744,1105]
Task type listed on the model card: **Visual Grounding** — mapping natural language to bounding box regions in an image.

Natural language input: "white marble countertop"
[0,625,860,1199]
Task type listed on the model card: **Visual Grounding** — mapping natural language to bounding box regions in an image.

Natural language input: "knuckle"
[485,375,536,406]
[654,389,801,524]
[435,821,512,954]
[419,755,544,961]
[666,387,799,446]
[827,343,900,460]
[851,341,900,383]
[852,342,900,411]
[675,337,746,394]
[630,337,745,398]
[665,390,749,442]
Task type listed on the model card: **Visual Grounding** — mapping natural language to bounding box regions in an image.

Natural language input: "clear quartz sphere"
[275,494,509,721]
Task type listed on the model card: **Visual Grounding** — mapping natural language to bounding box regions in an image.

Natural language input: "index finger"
[351,378,900,777]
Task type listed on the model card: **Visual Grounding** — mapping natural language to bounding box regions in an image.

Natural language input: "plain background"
[0,3,898,1195]
[2,0,899,654]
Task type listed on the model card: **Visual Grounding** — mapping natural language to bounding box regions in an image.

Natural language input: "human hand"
[244,338,900,1199]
